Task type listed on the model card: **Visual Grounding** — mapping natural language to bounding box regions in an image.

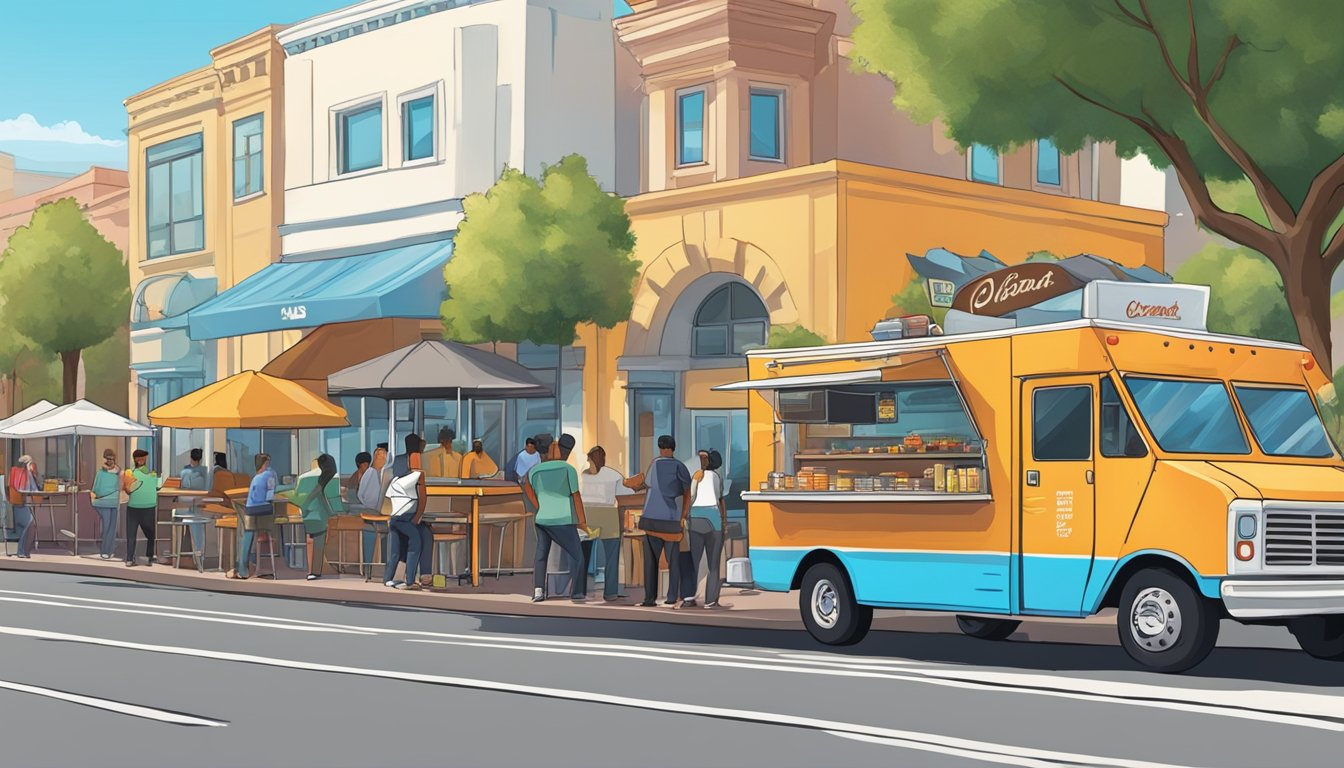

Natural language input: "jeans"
[308,530,327,576]
[125,506,156,563]
[238,530,256,577]
[12,505,33,557]
[93,505,118,557]
[641,535,682,605]
[580,537,623,599]
[385,517,423,584]
[685,526,724,604]
[534,524,585,599]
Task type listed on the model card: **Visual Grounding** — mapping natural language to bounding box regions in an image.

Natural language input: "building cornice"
[277,0,495,55]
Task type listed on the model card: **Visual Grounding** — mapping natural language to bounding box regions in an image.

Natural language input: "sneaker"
[385,580,403,589]
[306,574,320,581]
[662,599,677,606]
[704,601,721,609]
[400,582,422,591]
[637,600,657,607]
[679,599,697,609]
[124,560,136,567]
[532,588,545,603]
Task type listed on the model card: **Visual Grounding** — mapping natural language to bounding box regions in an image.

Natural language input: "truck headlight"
[1236,514,1257,539]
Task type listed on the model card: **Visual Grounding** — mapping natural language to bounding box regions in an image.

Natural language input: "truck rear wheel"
[956,615,1021,641]
[1288,616,1344,661]
[799,562,872,646]
[1118,567,1220,673]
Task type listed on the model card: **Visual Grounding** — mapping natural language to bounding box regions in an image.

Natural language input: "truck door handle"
[1026,470,1040,487]
[1086,470,1094,485]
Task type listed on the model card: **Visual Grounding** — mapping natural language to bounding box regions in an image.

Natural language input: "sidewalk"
[0,548,1126,645]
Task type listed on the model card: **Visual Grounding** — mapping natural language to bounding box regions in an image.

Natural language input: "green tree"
[851,0,1344,368]
[1174,243,1297,342]
[766,325,826,349]
[889,278,949,326]
[442,155,638,429]
[1321,366,1344,451]
[0,198,131,404]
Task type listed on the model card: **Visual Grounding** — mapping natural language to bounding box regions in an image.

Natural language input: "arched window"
[693,282,768,357]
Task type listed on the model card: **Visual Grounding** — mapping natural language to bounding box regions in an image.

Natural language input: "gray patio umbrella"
[327,340,551,446]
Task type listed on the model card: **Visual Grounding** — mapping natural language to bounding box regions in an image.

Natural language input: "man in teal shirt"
[124,449,164,566]
[522,433,589,603]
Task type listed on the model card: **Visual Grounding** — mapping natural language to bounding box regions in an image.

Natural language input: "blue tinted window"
[403,96,434,162]
[233,114,264,199]
[970,144,999,184]
[340,103,383,174]
[1125,377,1249,454]
[1234,386,1334,458]
[1036,138,1060,185]
[146,132,204,258]
[677,89,705,166]
[1032,386,1092,461]
[749,90,781,160]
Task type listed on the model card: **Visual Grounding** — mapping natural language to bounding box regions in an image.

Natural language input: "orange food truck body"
[724,283,1344,672]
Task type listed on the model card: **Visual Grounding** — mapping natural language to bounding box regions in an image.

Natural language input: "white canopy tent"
[3,400,154,440]
[0,399,58,439]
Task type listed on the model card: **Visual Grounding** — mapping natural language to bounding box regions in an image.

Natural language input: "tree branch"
[1299,152,1344,251]
[1134,0,1296,232]
[1204,35,1238,93]
[1324,217,1344,272]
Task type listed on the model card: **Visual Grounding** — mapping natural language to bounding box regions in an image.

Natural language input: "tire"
[1288,616,1344,661]
[956,615,1021,641]
[1117,567,1220,673]
[799,561,872,646]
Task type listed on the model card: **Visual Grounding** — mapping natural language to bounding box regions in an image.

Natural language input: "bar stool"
[480,512,525,578]
[168,516,212,573]
[231,501,277,579]
[325,514,365,575]
[360,514,390,582]
[429,523,468,586]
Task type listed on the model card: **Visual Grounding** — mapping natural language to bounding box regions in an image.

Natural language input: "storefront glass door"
[471,400,506,468]
[692,410,748,512]
[630,388,673,475]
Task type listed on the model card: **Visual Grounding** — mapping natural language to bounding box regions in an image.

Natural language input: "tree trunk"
[1281,238,1334,373]
[59,350,80,405]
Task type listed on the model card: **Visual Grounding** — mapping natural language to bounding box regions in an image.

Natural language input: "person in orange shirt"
[422,427,462,479]
[459,439,499,479]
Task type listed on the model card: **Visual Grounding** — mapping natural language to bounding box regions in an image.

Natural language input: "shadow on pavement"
[466,611,1344,689]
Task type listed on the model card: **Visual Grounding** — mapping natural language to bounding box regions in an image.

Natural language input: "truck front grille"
[1264,509,1344,567]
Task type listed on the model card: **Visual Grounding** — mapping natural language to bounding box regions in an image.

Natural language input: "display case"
[748,379,991,503]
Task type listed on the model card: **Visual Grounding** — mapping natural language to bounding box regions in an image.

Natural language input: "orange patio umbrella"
[148,371,349,429]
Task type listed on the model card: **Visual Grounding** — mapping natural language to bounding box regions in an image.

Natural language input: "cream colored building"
[124,26,288,470]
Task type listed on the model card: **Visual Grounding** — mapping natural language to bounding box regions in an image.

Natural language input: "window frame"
[232,113,265,202]
[335,98,385,176]
[748,85,785,163]
[691,282,769,358]
[1232,383,1337,459]
[1035,138,1062,187]
[1122,375,1252,456]
[1031,384,1093,462]
[675,84,708,168]
[144,132,205,260]
[968,143,1002,185]
[1099,376,1149,458]
[398,84,438,166]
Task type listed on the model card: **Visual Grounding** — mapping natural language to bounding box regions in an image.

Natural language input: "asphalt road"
[0,570,1341,768]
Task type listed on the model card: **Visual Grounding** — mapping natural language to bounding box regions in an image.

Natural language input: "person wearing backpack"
[623,435,692,607]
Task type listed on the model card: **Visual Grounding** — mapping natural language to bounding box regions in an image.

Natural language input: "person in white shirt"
[681,449,729,608]
[579,446,630,601]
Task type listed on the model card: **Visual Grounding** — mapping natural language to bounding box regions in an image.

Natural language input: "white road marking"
[3,587,1341,732]
[0,625,1203,768]
[406,638,1344,732]
[0,679,226,727]
[0,596,374,636]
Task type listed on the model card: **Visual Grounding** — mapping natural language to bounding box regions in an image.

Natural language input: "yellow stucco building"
[124,26,289,468]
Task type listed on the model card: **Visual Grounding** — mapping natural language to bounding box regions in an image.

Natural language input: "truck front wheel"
[1118,567,1220,673]
[1288,616,1344,661]
[799,562,872,646]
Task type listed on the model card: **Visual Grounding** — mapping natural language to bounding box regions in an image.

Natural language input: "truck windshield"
[1233,385,1335,458]
[1123,377,1250,455]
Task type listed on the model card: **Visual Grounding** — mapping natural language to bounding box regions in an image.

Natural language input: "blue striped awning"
[187,238,453,341]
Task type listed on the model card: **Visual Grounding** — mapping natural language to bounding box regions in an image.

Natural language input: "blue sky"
[0,0,632,168]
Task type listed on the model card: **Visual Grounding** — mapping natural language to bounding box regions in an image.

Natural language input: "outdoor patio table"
[19,489,77,554]
[425,481,524,587]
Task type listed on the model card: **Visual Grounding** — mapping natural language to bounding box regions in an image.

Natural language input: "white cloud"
[0,113,125,147]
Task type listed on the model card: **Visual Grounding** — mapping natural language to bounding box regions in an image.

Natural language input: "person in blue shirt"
[179,448,208,491]
[229,453,276,579]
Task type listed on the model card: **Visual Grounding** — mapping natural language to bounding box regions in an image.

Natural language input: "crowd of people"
[6,428,733,608]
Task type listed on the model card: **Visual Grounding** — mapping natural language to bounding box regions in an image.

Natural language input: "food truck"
[716,269,1344,673]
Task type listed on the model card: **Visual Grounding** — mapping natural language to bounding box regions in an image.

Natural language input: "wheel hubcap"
[1129,587,1183,651]
[812,579,839,629]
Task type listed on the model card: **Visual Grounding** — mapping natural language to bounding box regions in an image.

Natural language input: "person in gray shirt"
[623,435,692,607]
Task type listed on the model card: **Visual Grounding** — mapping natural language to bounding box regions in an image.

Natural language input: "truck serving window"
[1233,385,1335,458]
[1123,377,1249,455]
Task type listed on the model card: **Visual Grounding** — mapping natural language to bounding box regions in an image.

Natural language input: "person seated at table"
[384,434,428,590]
[422,427,462,479]
[124,449,164,567]
[460,439,499,480]
[356,445,390,576]
[179,448,208,491]
[344,452,371,498]
[228,453,276,579]
[508,438,540,483]
[90,449,123,560]
[293,454,344,581]
[6,455,41,559]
